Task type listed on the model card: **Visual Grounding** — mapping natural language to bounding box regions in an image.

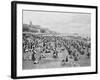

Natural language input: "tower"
[29,21,32,27]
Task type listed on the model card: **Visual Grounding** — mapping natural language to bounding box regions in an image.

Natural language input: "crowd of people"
[23,33,91,64]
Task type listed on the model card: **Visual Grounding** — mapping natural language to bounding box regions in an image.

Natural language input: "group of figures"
[23,33,91,66]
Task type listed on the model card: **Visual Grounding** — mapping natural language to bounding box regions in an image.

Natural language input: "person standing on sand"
[32,50,39,64]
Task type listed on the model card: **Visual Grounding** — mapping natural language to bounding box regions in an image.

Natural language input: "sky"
[23,10,91,36]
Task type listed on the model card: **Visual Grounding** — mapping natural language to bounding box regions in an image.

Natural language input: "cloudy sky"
[23,10,91,36]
